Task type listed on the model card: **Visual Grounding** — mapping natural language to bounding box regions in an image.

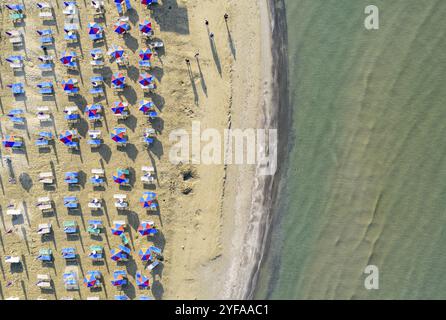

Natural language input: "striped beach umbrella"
[61,79,77,92]
[108,45,124,59]
[111,73,126,88]
[135,271,150,288]
[59,131,74,145]
[139,100,154,113]
[138,73,154,87]
[139,192,156,208]
[111,101,128,115]
[139,20,152,34]
[139,48,153,61]
[88,22,102,35]
[110,127,126,143]
[60,51,76,66]
[137,221,154,236]
[138,248,152,262]
[83,273,99,288]
[111,222,125,236]
[114,21,130,35]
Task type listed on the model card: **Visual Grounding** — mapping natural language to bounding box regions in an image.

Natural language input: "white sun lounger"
[36,274,52,288]
[39,12,53,19]
[6,209,22,216]
[91,168,104,175]
[39,172,54,184]
[147,260,160,271]
[5,256,21,264]
[37,223,52,235]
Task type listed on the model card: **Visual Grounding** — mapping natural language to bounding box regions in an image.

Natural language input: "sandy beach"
[0,0,269,300]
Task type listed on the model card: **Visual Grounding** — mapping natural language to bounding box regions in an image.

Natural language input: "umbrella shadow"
[151,0,190,35]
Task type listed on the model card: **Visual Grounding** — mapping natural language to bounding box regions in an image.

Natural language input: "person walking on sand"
[185,58,190,65]
[224,13,229,21]
[209,32,214,40]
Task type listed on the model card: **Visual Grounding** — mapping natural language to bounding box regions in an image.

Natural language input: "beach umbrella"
[111,223,125,236]
[137,221,154,236]
[135,271,150,288]
[139,100,154,113]
[114,0,124,3]
[111,101,127,115]
[88,22,102,35]
[111,273,127,287]
[61,79,77,91]
[2,136,18,148]
[110,249,125,262]
[138,73,154,87]
[83,273,99,288]
[59,131,74,145]
[138,248,152,262]
[114,21,130,35]
[108,45,124,59]
[113,169,128,185]
[139,192,156,208]
[110,127,126,143]
[85,104,101,119]
[139,48,152,61]
[139,20,152,34]
[60,52,76,66]
[111,73,126,88]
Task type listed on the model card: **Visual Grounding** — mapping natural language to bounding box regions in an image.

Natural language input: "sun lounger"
[90,87,104,96]
[139,60,152,69]
[62,247,76,260]
[37,249,53,262]
[5,255,21,264]
[88,198,102,209]
[150,41,164,49]
[39,63,53,72]
[89,245,104,260]
[63,221,78,234]
[64,32,78,42]
[63,196,78,209]
[10,13,24,23]
[37,223,52,235]
[40,36,53,45]
[36,274,52,288]
[39,11,53,20]
[90,60,104,67]
[63,271,78,290]
[37,197,53,212]
[88,220,103,235]
[39,172,54,184]
[147,260,160,271]
[65,172,79,185]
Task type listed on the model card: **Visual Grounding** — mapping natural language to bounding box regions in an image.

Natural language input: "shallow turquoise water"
[256,0,446,299]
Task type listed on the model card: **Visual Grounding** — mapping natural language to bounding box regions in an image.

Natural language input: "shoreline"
[219,0,290,299]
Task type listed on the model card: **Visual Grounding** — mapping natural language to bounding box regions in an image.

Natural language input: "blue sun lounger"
[8,83,24,95]
[40,36,53,45]
[64,33,78,42]
[143,137,154,145]
[89,245,104,260]
[39,63,53,71]
[119,245,131,255]
[138,60,151,69]
[65,172,79,185]
[65,113,80,121]
[63,221,78,234]
[115,295,129,300]
[90,76,104,86]
[89,33,103,41]
[88,139,102,147]
[90,175,104,185]
[36,139,49,147]
[139,296,153,300]
[90,87,103,95]
[63,196,78,209]
[66,141,79,149]
[62,247,76,260]
[37,248,53,262]
[37,29,52,36]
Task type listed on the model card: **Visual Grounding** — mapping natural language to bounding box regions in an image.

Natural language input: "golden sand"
[0,0,264,300]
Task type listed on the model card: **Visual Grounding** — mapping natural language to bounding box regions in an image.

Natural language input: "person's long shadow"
[209,37,222,76]
[225,20,236,60]
[195,57,207,96]
[186,64,198,105]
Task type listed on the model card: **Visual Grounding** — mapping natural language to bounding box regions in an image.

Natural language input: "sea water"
[255,0,446,299]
